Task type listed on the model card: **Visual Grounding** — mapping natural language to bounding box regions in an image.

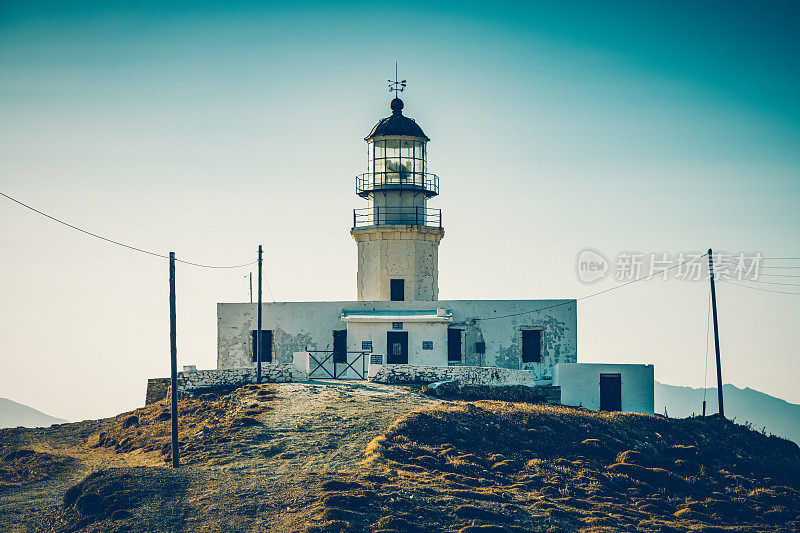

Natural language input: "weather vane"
[388,62,406,97]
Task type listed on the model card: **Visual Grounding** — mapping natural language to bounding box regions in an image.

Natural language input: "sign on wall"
[422,341,433,350]
[392,322,403,330]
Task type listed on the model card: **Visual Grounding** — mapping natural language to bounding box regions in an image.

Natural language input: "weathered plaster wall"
[351,226,443,301]
[346,321,448,366]
[368,363,537,386]
[553,363,654,414]
[218,300,577,375]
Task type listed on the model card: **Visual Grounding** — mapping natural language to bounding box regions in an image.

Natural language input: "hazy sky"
[1,1,798,421]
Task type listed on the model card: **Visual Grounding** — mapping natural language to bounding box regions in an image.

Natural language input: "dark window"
[362,340,373,351]
[250,330,273,363]
[333,330,347,364]
[422,341,433,350]
[475,341,486,354]
[448,329,462,361]
[390,279,405,301]
[521,329,541,363]
[600,373,622,411]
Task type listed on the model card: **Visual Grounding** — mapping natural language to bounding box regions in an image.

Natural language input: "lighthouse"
[351,96,444,301]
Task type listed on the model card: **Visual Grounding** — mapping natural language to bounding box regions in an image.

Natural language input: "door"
[333,330,347,364]
[386,331,409,364]
[250,330,273,363]
[600,373,622,411]
[447,329,462,362]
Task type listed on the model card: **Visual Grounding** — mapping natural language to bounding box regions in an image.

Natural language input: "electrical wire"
[478,252,709,321]
[2,191,256,269]
[719,279,800,296]
[728,278,800,287]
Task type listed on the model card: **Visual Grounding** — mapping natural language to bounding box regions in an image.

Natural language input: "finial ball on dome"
[390,97,404,113]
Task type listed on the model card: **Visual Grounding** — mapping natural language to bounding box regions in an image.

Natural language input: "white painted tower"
[351,97,444,301]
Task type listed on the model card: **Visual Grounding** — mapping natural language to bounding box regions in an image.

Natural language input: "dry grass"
[307,401,800,532]
[0,447,75,487]
[87,384,275,466]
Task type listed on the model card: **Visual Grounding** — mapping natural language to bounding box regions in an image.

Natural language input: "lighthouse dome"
[365,98,430,141]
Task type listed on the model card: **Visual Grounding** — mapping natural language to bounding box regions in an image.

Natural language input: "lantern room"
[354,97,440,228]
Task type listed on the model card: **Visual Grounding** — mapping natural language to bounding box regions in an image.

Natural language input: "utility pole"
[257,245,263,384]
[249,272,253,304]
[707,248,725,418]
[169,252,180,468]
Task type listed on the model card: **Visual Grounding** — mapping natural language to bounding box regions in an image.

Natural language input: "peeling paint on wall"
[218,300,577,376]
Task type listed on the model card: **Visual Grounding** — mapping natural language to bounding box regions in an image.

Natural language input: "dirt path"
[0,380,438,532]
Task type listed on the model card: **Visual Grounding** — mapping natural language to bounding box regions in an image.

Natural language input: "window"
[390,279,405,301]
[362,340,373,351]
[448,329,462,361]
[422,341,433,350]
[333,330,347,364]
[250,330,273,363]
[521,329,542,363]
[475,341,486,354]
[368,139,427,189]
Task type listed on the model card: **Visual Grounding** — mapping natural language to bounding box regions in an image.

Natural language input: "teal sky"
[1,1,798,421]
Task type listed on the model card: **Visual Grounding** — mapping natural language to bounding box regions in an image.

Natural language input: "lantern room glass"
[368,139,426,188]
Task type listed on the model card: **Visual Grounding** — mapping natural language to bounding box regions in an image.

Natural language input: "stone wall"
[145,364,299,405]
[145,378,170,405]
[368,363,538,386]
[425,381,561,404]
[178,365,299,393]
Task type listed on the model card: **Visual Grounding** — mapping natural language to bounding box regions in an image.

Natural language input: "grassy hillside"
[1,383,799,532]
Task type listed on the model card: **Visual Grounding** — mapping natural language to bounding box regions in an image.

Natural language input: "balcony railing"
[353,206,442,229]
[356,172,439,197]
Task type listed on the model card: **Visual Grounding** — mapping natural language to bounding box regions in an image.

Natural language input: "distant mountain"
[656,382,800,444]
[0,397,67,428]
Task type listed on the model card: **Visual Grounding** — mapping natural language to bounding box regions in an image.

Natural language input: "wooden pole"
[707,248,725,418]
[249,272,253,304]
[169,252,180,468]
[257,245,263,384]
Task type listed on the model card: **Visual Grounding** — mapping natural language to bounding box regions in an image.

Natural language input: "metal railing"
[353,206,442,229]
[356,172,439,197]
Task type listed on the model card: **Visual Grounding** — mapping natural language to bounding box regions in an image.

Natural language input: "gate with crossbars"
[306,350,370,380]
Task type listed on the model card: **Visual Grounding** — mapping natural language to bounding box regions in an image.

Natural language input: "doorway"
[333,330,347,364]
[386,331,409,364]
[599,373,622,411]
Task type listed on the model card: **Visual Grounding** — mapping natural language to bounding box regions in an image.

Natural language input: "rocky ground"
[1,380,798,532]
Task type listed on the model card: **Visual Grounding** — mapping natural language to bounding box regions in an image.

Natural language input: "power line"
[730,278,800,287]
[720,279,800,296]
[2,191,256,269]
[478,252,709,321]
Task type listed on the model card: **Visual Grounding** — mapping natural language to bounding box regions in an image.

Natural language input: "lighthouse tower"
[351,96,444,301]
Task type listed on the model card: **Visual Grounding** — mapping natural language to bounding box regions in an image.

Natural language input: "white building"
[215,95,653,414]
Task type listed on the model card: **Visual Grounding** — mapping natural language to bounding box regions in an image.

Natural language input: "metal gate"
[306,350,370,380]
